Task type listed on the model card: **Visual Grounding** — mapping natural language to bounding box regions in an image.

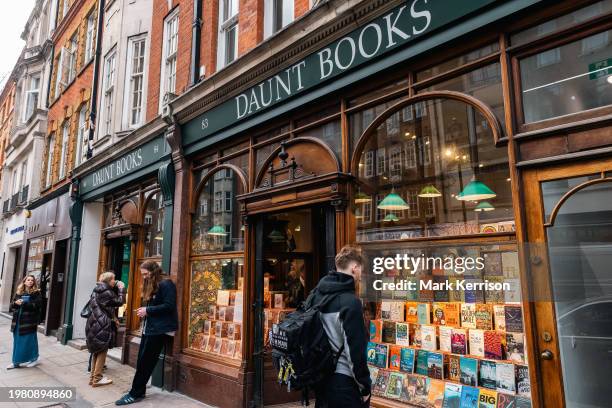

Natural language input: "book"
[516,364,530,397]
[493,305,506,332]
[445,302,461,327]
[422,325,438,351]
[461,303,476,329]
[460,356,478,386]
[484,331,503,360]
[419,277,435,302]
[217,290,231,306]
[427,352,444,380]
[432,302,446,325]
[439,326,453,352]
[382,301,405,321]
[367,342,388,368]
[274,293,285,309]
[382,320,397,343]
[515,396,532,408]
[464,278,484,303]
[484,276,505,304]
[480,360,497,390]
[416,349,429,375]
[411,323,422,347]
[448,355,461,382]
[385,372,406,399]
[496,393,516,408]
[503,278,522,304]
[411,375,431,406]
[398,373,413,403]
[366,342,378,365]
[460,386,479,408]
[418,303,432,324]
[469,329,485,357]
[496,363,516,394]
[501,252,519,278]
[389,345,402,371]
[372,369,390,396]
[451,328,468,355]
[400,347,416,373]
[505,305,524,333]
[442,383,462,408]
[478,388,498,408]
[433,276,450,302]
[448,276,465,302]
[396,322,410,346]
[475,304,494,330]
[368,366,379,387]
[506,332,525,363]
[405,302,419,324]
[484,252,503,276]
[428,379,446,408]
[370,320,382,342]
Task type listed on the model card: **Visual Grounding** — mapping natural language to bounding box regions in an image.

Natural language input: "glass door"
[523,159,612,408]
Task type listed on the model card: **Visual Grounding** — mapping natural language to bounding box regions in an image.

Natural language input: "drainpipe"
[86,0,106,158]
[189,0,203,86]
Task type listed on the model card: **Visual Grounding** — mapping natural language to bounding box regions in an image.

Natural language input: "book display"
[365,247,531,407]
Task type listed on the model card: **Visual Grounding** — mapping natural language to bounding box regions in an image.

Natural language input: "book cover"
[405,277,419,301]
[448,276,465,302]
[428,379,446,408]
[411,375,431,406]
[451,328,468,355]
[460,356,478,386]
[398,373,413,403]
[370,320,382,342]
[372,369,390,396]
[501,252,519,278]
[505,305,524,333]
[516,365,531,397]
[496,362,516,394]
[381,301,404,321]
[484,276,505,304]
[382,320,397,343]
[427,352,444,380]
[400,347,416,373]
[496,393,516,408]
[418,303,432,324]
[493,305,506,332]
[416,349,429,375]
[422,325,438,351]
[442,383,462,408]
[480,360,497,390]
[461,303,476,329]
[433,276,450,302]
[217,290,231,306]
[448,355,461,382]
[469,329,485,357]
[389,345,402,371]
[366,342,378,365]
[506,332,525,363]
[411,323,422,347]
[484,252,503,276]
[464,278,484,303]
[445,302,461,327]
[503,278,521,304]
[419,277,435,302]
[484,331,503,360]
[367,342,388,368]
[475,304,494,330]
[385,372,406,399]
[515,396,532,408]
[368,366,379,387]
[396,322,410,346]
[405,302,419,324]
[460,386,479,408]
[439,326,453,352]
[478,388,498,408]
[432,302,446,325]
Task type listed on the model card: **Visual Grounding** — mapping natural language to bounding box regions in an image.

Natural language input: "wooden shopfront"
[171,0,612,407]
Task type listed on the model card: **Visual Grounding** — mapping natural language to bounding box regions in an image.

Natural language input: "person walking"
[85,271,125,387]
[115,260,178,405]
[312,245,371,408]
[7,275,42,369]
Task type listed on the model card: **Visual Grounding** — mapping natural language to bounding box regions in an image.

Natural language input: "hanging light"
[383,213,400,222]
[354,192,371,204]
[377,191,410,210]
[456,180,496,201]
[294,225,301,232]
[474,201,495,212]
[267,229,285,242]
[418,185,442,198]
[207,225,227,236]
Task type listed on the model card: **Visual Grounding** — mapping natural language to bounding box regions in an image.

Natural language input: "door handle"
[540,349,553,360]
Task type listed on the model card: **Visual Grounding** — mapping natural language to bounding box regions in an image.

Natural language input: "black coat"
[143,279,178,335]
[10,291,42,335]
[85,282,125,354]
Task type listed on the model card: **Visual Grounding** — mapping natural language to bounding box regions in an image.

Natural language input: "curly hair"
[141,260,165,302]
[16,275,40,295]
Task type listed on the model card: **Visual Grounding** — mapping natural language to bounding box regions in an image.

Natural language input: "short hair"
[335,245,364,271]
[99,271,116,284]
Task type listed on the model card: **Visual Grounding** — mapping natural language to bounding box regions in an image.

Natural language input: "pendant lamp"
[377,191,410,210]
[383,213,400,222]
[267,229,285,242]
[456,180,496,201]
[355,192,371,204]
[418,185,442,198]
[208,225,227,236]
[474,201,495,212]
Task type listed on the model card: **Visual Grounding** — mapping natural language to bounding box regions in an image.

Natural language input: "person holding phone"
[8,275,42,369]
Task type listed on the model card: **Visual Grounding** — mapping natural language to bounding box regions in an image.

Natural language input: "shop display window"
[349,97,405,150]
[416,43,500,82]
[295,119,341,158]
[143,192,164,258]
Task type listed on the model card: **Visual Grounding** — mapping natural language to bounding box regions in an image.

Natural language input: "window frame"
[159,8,179,113]
[125,35,147,128]
[84,10,96,64]
[58,120,70,180]
[45,134,56,188]
[66,31,79,83]
[23,75,40,122]
[217,0,239,69]
[75,105,88,166]
[101,49,117,137]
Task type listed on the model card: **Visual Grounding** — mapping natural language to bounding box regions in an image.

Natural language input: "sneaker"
[92,377,113,387]
[115,393,143,405]
[6,363,19,369]
[25,360,39,368]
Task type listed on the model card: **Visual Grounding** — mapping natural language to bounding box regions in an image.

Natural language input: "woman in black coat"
[85,271,125,387]
[8,275,42,369]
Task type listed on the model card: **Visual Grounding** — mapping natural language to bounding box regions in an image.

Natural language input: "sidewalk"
[0,316,214,408]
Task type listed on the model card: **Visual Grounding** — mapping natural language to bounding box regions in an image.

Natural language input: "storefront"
[166,0,612,407]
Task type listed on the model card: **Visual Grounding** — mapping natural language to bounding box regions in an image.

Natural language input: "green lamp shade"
[418,185,442,198]
[383,213,400,222]
[267,229,285,242]
[474,201,495,212]
[207,225,227,236]
[456,180,496,201]
[377,192,410,210]
[354,192,371,204]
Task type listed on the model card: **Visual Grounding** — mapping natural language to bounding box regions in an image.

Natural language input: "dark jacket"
[143,279,178,336]
[86,282,125,354]
[311,271,371,396]
[10,291,42,335]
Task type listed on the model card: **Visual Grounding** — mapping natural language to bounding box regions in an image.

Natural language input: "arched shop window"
[188,165,246,360]
[142,192,164,258]
[353,94,513,242]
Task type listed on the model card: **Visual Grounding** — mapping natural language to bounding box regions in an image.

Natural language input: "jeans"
[90,350,108,383]
[129,334,168,398]
[315,373,367,408]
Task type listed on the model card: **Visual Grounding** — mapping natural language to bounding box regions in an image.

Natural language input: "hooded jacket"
[310,271,371,396]
[85,282,125,354]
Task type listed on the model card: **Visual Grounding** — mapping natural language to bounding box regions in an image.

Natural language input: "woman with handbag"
[7,275,42,369]
[85,271,125,387]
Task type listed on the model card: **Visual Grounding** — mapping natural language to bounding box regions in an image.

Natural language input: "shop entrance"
[253,204,336,406]
[43,239,68,335]
[106,236,133,346]
[523,158,612,407]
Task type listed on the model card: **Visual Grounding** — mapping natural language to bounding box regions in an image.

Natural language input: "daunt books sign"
[183,0,497,146]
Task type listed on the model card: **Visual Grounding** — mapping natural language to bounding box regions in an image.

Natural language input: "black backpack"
[270,288,344,405]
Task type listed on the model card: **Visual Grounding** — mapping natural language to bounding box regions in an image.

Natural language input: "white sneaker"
[93,377,113,387]
[6,363,18,369]
[25,360,39,368]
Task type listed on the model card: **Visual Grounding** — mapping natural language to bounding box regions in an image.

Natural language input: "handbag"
[80,298,92,318]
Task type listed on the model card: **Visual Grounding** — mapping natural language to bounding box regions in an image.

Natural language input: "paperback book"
[515,396,532,408]
[461,303,476,329]
[505,305,524,333]
[516,364,531,396]
[400,347,416,373]
[445,302,461,327]
[439,326,453,352]
[433,276,450,302]
[484,276,505,304]
[448,355,461,382]
[475,304,494,330]
[405,302,419,324]
[367,342,388,368]
[496,393,516,408]
[469,329,485,357]
[428,379,446,408]
[382,320,397,343]
[459,386,479,408]
[369,320,382,342]
[478,388,498,408]
[427,352,444,380]
[389,345,402,371]
[396,322,410,346]
[422,325,438,351]
[385,372,406,399]
[418,303,432,324]
[432,302,446,325]
[493,305,506,332]
[382,301,405,321]
[411,323,422,347]
[442,382,462,408]
[416,349,429,375]
[480,360,497,390]
[460,356,478,386]
[464,278,484,303]
[484,252,503,276]
[484,331,503,360]
[496,362,516,394]
[411,375,431,406]
[506,332,525,363]
[372,369,390,396]
[451,328,468,355]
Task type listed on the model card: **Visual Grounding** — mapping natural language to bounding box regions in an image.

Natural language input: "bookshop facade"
[169,0,612,407]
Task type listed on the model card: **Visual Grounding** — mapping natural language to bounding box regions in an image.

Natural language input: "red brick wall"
[294,0,310,19]
[200,0,219,78]
[238,0,264,56]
